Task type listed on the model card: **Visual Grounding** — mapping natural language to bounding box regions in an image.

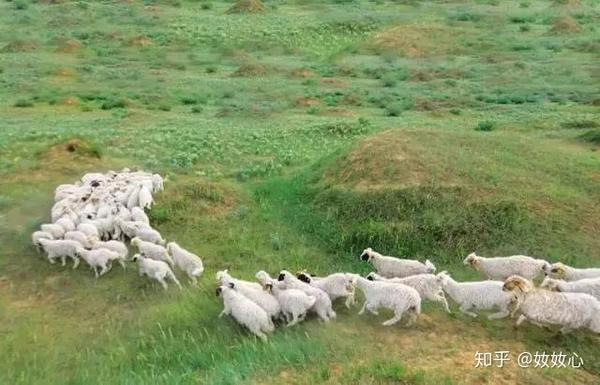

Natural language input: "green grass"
[1,0,600,384]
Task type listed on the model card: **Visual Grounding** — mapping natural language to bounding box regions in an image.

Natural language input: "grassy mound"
[579,129,600,144]
[551,16,582,34]
[227,0,265,14]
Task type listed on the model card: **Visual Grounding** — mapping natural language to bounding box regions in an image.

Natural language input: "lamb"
[463,252,549,281]
[64,230,95,249]
[277,270,336,322]
[264,279,316,327]
[76,223,100,238]
[41,223,66,239]
[437,272,512,319]
[540,276,600,301]
[352,276,421,326]
[75,247,120,278]
[32,231,54,252]
[296,272,356,308]
[216,270,263,291]
[360,248,435,278]
[218,274,280,320]
[131,237,173,266]
[545,262,600,282]
[38,239,81,268]
[503,275,600,334]
[133,254,181,290]
[217,283,275,341]
[166,242,204,284]
[91,240,128,269]
[131,207,150,224]
[135,227,165,245]
[366,272,450,313]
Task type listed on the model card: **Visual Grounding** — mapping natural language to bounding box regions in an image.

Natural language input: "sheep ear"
[228,282,234,289]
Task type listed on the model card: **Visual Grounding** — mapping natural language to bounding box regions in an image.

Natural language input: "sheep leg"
[436,292,451,313]
[515,314,527,327]
[405,310,418,326]
[189,274,198,285]
[358,301,368,315]
[94,266,100,279]
[382,312,402,326]
[488,309,510,320]
[559,326,574,334]
[156,277,168,290]
[459,304,478,318]
[61,256,67,266]
[168,272,182,289]
[345,293,355,308]
[47,254,56,264]
[254,331,267,342]
[99,264,109,277]
[287,313,300,327]
[72,257,80,270]
[366,303,379,315]
[118,259,126,270]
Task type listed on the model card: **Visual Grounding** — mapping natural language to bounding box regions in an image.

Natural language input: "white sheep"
[296,272,356,308]
[352,276,421,326]
[503,275,600,334]
[114,218,149,239]
[277,270,336,322]
[166,242,204,284]
[366,272,450,313]
[545,262,600,282]
[55,216,76,232]
[360,248,436,278]
[131,207,150,224]
[152,174,164,192]
[41,223,66,239]
[39,239,81,268]
[133,254,181,290]
[219,275,280,320]
[540,276,600,301]
[138,185,154,209]
[31,231,54,252]
[75,247,119,278]
[135,227,165,245]
[64,230,94,249]
[91,240,128,269]
[76,223,100,239]
[463,252,549,281]
[131,237,173,266]
[216,270,263,291]
[437,272,512,319]
[264,279,316,327]
[217,283,275,341]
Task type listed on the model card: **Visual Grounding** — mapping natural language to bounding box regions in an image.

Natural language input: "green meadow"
[0,0,599,384]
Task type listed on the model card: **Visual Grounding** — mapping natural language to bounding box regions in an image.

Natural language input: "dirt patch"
[372,24,459,58]
[551,0,581,6]
[295,97,320,107]
[291,68,316,78]
[319,108,356,117]
[2,40,38,53]
[57,96,80,106]
[227,0,265,14]
[54,38,83,53]
[127,36,154,47]
[551,17,582,34]
[320,77,346,87]
[53,68,77,77]
[232,64,267,77]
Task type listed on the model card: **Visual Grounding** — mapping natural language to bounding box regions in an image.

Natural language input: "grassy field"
[1,0,599,384]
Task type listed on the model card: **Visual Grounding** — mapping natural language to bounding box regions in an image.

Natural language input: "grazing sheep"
[366,272,450,313]
[463,252,549,281]
[503,275,600,334]
[32,231,54,252]
[75,247,120,278]
[39,239,81,268]
[219,274,280,320]
[297,272,356,308]
[217,283,275,341]
[265,279,316,327]
[352,276,421,326]
[216,270,263,291]
[438,272,512,319]
[64,230,94,249]
[91,240,128,269]
[360,248,436,278]
[131,207,150,224]
[131,237,173,266]
[41,223,66,239]
[166,242,204,284]
[135,227,165,245]
[76,223,100,239]
[545,262,600,282]
[133,254,181,290]
[540,276,600,301]
[277,270,336,322]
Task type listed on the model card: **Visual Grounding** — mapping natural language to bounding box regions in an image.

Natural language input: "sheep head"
[360,248,374,262]
[502,275,533,293]
[548,263,567,279]
[540,277,560,292]
[463,253,479,267]
[297,272,312,283]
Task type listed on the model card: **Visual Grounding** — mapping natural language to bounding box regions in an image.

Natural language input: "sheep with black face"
[360,248,435,278]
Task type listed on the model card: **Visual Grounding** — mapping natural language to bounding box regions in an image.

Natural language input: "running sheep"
[166,242,204,284]
[75,247,120,278]
[90,240,128,269]
[277,270,336,322]
[132,253,181,290]
[438,272,512,319]
[360,248,436,278]
[366,272,450,313]
[32,231,54,252]
[217,282,275,341]
[463,252,549,281]
[217,270,263,291]
[540,276,600,301]
[218,273,280,320]
[131,237,173,266]
[545,262,600,281]
[503,275,600,334]
[38,239,82,268]
[352,275,421,326]
[296,272,356,308]
[264,279,316,327]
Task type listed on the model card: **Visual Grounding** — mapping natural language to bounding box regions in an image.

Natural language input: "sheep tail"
[425,260,436,273]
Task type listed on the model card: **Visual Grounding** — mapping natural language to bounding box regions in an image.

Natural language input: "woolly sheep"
[131,237,173,266]
[132,254,181,290]
[152,174,164,192]
[297,272,356,308]
[41,223,66,239]
[503,275,600,334]
[216,270,263,291]
[217,283,275,341]
[463,252,549,281]
[75,247,120,278]
[166,242,204,284]
[360,248,435,278]
[39,239,81,268]
[114,218,149,239]
[265,279,316,327]
[76,223,100,238]
[32,231,54,252]
[540,276,600,301]
[138,186,154,209]
[277,270,336,322]
[55,216,76,232]
[131,207,150,224]
[91,240,128,269]
[218,274,280,320]
[135,227,165,245]
[352,276,421,326]
[545,262,600,282]
[64,230,94,249]
[438,272,512,319]
[366,272,450,313]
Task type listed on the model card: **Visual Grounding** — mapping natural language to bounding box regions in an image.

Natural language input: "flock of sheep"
[30,170,600,341]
